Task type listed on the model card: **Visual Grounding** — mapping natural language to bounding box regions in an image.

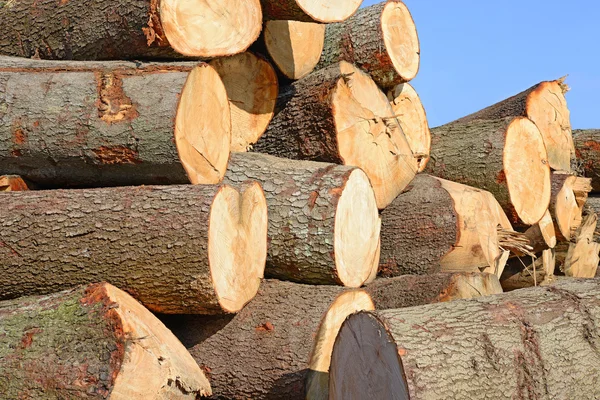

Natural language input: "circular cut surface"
[161,0,262,57]
[389,83,430,172]
[175,64,231,184]
[556,175,580,239]
[208,183,267,313]
[265,20,325,80]
[306,290,375,399]
[210,53,278,152]
[504,117,551,225]
[334,170,381,287]
[382,1,420,82]
[329,312,408,400]
[297,0,362,22]
[333,62,417,209]
[526,80,573,171]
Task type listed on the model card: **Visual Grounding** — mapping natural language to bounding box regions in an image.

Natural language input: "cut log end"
[381,1,420,83]
[388,83,430,172]
[208,182,267,313]
[297,0,362,22]
[334,170,381,287]
[504,117,551,225]
[264,20,325,80]
[564,213,600,278]
[306,290,375,400]
[333,62,417,209]
[160,0,262,57]
[329,312,408,400]
[0,175,28,191]
[537,209,558,248]
[175,64,231,185]
[526,79,573,171]
[210,53,278,152]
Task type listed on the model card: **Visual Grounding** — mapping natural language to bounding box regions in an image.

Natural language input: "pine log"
[0,0,261,59]
[0,183,267,314]
[0,283,211,399]
[549,172,591,241]
[379,174,519,278]
[365,273,503,310]
[562,213,600,278]
[252,61,418,209]
[425,116,551,226]
[0,57,231,188]
[224,152,380,287]
[329,278,600,400]
[0,175,28,191]
[162,280,375,400]
[262,20,325,80]
[501,249,556,291]
[210,53,278,151]
[573,129,600,192]
[452,78,573,171]
[388,83,430,172]
[315,1,420,89]
[260,0,362,23]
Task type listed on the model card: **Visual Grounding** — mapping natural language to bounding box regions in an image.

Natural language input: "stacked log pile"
[1,1,599,399]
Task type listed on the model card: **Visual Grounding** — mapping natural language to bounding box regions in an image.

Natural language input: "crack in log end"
[142,0,169,47]
[96,73,139,124]
[92,146,141,165]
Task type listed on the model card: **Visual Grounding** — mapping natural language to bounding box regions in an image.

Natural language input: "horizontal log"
[0,57,231,188]
[260,0,361,23]
[573,129,600,192]
[330,278,600,400]
[0,283,211,398]
[0,0,262,58]
[0,183,267,314]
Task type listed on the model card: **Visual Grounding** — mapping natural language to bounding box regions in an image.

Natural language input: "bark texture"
[330,278,600,400]
[0,283,211,399]
[0,184,239,314]
[162,280,370,400]
[0,57,222,188]
[574,129,600,192]
[365,273,503,310]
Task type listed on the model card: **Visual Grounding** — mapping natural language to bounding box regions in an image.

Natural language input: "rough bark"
[330,278,600,400]
[0,57,230,188]
[161,280,374,400]
[252,61,418,209]
[224,152,380,288]
[0,0,261,59]
[379,174,512,277]
[260,0,361,23]
[0,184,266,314]
[574,129,600,192]
[0,175,28,191]
[316,1,420,89]
[425,116,551,227]
[365,273,503,310]
[0,283,211,399]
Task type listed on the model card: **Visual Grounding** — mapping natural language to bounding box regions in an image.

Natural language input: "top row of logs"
[0,0,419,85]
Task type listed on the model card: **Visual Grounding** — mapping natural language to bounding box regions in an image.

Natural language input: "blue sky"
[361,0,599,128]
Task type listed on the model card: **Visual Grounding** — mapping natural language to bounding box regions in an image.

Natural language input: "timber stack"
[1,0,599,399]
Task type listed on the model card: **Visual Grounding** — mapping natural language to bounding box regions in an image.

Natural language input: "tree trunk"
[315,1,420,89]
[379,174,517,278]
[209,53,278,152]
[260,0,361,23]
[453,78,573,171]
[425,116,551,227]
[261,20,325,80]
[0,57,230,188]
[549,172,591,241]
[365,273,502,310]
[501,249,556,291]
[0,175,28,191]
[574,129,600,192]
[252,61,418,209]
[0,283,211,399]
[224,152,380,288]
[0,183,267,314]
[161,280,375,400]
[388,83,430,172]
[0,0,261,59]
[329,278,600,400]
